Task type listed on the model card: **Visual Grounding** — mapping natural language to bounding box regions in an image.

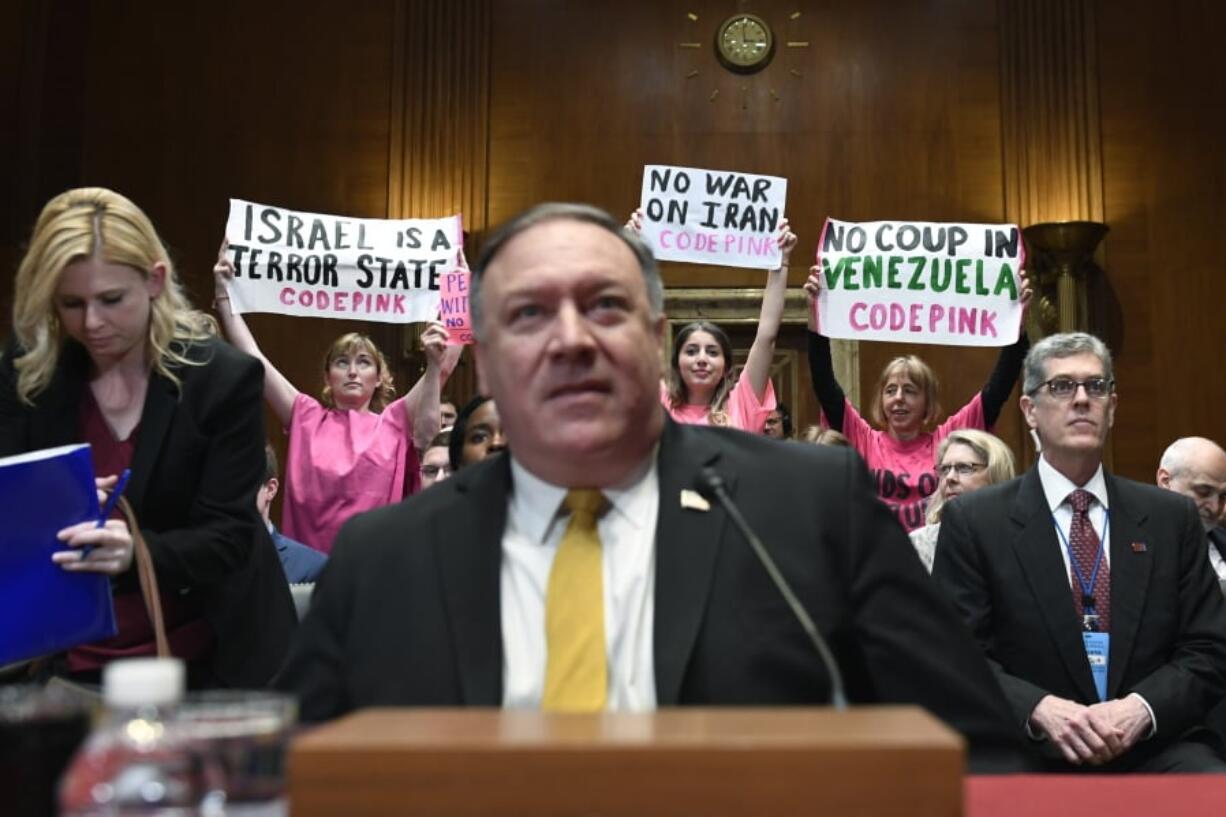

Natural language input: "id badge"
[1083,631,1109,702]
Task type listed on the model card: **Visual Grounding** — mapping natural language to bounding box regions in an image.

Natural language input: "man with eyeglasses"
[934,331,1226,772]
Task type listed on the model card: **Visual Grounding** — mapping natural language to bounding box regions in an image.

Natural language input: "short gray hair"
[1022,332,1114,396]
[469,203,664,339]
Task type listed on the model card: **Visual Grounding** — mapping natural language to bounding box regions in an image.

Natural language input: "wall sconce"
[1021,221,1109,336]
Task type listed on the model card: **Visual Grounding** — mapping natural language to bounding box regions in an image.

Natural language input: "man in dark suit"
[1156,436,1226,583]
[278,203,1025,771]
[257,443,327,584]
[934,332,1226,771]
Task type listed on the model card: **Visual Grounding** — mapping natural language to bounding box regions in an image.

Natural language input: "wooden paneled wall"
[3,0,1222,479]
[1098,0,1226,478]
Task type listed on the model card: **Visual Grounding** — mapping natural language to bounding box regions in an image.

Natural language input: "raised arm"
[803,266,848,431]
[979,268,1033,428]
[740,220,796,401]
[213,239,300,425]
[403,322,459,452]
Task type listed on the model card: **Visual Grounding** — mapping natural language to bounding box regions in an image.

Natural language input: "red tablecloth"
[967,774,1226,817]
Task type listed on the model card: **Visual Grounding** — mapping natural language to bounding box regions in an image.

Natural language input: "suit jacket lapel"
[1104,475,1152,699]
[129,370,178,509]
[1009,468,1099,703]
[436,455,508,705]
[653,420,729,706]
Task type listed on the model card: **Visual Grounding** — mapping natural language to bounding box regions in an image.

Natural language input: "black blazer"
[1,337,295,687]
[278,418,1025,771]
[933,467,1226,749]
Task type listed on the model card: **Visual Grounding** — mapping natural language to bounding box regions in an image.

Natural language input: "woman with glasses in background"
[910,429,1017,572]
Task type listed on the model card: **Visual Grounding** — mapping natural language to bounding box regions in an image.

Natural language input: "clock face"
[716,14,774,73]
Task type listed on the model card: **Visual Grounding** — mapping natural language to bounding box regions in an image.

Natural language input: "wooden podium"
[290,706,964,816]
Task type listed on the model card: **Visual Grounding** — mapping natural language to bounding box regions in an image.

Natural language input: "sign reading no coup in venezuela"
[221,199,464,324]
[638,164,786,269]
[814,218,1026,347]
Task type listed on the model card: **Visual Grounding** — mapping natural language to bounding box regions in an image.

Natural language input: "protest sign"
[814,218,1026,347]
[638,164,786,269]
[439,268,472,345]
[221,199,464,324]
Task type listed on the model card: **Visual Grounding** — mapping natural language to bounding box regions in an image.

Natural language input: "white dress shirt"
[1034,455,1156,731]
[1208,539,1226,582]
[501,453,659,711]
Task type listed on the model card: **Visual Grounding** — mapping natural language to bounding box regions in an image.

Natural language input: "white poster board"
[638,164,786,269]
[814,218,1026,347]
[221,199,464,324]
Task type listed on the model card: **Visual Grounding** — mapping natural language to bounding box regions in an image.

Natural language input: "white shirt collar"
[1037,454,1109,512]
[508,450,659,545]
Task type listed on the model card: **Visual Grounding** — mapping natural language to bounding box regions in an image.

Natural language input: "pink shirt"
[282,393,419,554]
[841,393,986,532]
[662,376,777,433]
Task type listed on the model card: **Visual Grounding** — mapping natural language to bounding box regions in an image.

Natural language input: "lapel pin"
[680,489,710,512]
[1130,541,1147,553]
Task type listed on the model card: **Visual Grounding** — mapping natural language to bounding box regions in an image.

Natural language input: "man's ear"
[1019,393,1038,429]
[1156,467,1171,489]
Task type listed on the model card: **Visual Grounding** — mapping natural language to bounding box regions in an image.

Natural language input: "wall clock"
[715,13,774,73]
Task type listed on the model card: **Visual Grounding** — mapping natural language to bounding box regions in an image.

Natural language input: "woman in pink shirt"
[214,243,456,553]
[629,211,796,432]
[804,265,1031,532]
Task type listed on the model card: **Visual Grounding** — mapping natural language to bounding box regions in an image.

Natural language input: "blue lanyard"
[1053,504,1110,607]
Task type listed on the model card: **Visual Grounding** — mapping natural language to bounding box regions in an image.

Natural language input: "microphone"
[698,467,848,709]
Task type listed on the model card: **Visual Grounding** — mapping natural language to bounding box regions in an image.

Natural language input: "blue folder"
[0,444,117,665]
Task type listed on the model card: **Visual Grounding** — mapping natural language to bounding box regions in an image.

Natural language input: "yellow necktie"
[542,489,609,712]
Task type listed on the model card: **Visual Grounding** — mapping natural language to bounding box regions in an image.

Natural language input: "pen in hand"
[83,468,131,558]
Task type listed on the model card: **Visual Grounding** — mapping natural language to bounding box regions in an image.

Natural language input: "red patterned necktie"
[1068,489,1110,632]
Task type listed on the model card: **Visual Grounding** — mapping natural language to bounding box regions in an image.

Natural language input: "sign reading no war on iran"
[638,164,786,269]
[814,218,1027,347]
[221,199,464,324]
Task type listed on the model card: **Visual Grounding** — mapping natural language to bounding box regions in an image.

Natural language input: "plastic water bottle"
[58,658,222,816]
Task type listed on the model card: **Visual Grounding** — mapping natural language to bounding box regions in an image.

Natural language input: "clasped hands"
[1029,693,1152,765]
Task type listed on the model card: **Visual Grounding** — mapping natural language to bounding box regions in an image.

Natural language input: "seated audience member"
[420,430,453,489]
[279,203,1027,773]
[802,426,851,448]
[762,402,792,439]
[214,244,459,553]
[259,444,327,583]
[909,430,1016,573]
[448,394,506,471]
[628,210,794,432]
[804,268,1031,532]
[1,187,293,688]
[1155,436,1226,754]
[934,332,1226,771]
[439,398,458,430]
[1155,437,1226,581]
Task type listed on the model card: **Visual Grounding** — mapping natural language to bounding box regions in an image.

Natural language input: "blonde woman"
[909,429,1016,572]
[214,241,459,553]
[0,187,293,687]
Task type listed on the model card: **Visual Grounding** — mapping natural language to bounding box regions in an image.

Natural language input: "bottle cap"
[102,658,185,708]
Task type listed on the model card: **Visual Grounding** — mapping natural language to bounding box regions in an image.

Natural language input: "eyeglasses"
[1031,376,1114,400]
[938,462,986,477]
[420,465,451,478]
